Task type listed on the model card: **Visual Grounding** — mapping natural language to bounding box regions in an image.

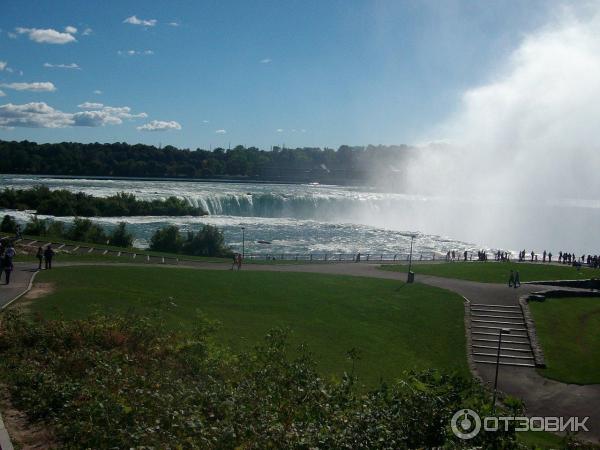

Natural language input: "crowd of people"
[441,248,600,269]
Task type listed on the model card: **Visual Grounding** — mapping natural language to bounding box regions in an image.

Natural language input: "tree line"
[2,214,231,256]
[0,186,206,217]
[0,140,418,183]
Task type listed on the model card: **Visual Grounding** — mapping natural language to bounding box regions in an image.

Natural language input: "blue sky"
[0,0,555,149]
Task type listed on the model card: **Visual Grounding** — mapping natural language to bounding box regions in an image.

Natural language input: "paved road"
[5,259,600,442]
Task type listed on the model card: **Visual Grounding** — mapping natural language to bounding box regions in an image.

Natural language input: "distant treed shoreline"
[0,139,418,184]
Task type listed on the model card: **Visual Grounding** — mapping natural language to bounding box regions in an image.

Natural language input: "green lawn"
[25,266,469,385]
[381,262,597,284]
[529,297,600,384]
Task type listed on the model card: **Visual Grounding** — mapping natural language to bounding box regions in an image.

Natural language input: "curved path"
[5,259,600,442]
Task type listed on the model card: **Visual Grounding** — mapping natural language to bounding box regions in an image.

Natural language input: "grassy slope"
[530,297,600,384]
[27,266,469,385]
[381,262,597,283]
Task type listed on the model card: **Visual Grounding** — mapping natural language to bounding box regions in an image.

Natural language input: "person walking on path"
[44,245,54,270]
[36,246,43,270]
[508,270,515,287]
[514,271,521,288]
[231,253,238,270]
[237,253,243,270]
[2,243,15,285]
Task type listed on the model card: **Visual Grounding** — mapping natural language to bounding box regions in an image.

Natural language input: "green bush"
[150,224,232,257]
[23,216,48,236]
[109,222,134,248]
[66,218,108,244]
[0,309,534,449]
[0,214,18,233]
[149,224,183,253]
[19,217,134,248]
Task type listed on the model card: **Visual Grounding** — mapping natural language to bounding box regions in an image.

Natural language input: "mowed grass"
[26,266,469,385]
[381,262,597,284]
[529,297,600,384]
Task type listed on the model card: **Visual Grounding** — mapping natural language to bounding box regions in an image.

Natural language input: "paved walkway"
[0,263,38,309]
[3,259,600,442]
[415,274,600,443]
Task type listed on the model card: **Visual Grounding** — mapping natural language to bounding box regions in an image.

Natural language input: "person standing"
[514,271,521,288]
[36,246,43,270]
[508,270,515,288]
[3,243,15,285]
[44,244,54,270]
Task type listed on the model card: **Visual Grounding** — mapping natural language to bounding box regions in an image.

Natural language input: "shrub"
[109,222,134,247]
[0,214,18,233]
[150,224,232,257]
[23,216,48,236]
[182,225,232,257]
[0,310,532,449]
[149,225,183,253]
[66,218,107,244]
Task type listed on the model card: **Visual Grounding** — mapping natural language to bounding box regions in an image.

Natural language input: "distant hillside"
[0,140,419,186]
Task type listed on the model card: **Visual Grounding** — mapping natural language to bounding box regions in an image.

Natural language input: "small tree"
[0,215,18,233]
[149,225,183,253]
[67,218,108,244]
[182,225,231,257]
[109,222,134,248]
[24,216,48,236]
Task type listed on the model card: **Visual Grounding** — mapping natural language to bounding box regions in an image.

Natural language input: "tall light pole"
[241,226,245,258]
[491,328,511,413]
[407,234,416,283]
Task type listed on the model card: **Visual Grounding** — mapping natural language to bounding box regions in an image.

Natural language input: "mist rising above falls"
[404,5,600,252]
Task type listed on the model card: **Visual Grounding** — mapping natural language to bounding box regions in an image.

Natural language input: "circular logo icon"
[451,409,481,439]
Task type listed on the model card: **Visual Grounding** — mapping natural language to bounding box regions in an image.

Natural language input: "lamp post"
[407,234,416,283]
[491,328,511,413]
[241,226,245,258]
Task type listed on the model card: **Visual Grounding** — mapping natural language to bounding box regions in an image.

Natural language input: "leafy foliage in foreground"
[0,186,206,217]
[0,309,540,449]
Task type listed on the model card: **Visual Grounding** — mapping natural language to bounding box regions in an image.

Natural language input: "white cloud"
[215,129,226,134]
[0,101,146,128]
[202,120,209,123]
[43,62,80,70]
[276,128,283,133]
[78,102,104,109]
[64,26,77,34]
[15,27,76,44]
[82,28,93,36]
[137,120,182,131]
[118,49,154,56]
[123,15,157,27]
[0,82,56,92]
[0,102,72,128]
[0,90,5,97]
[93,90,102,95]
[168,21,180,27]
[260,58,272,64]
[7,32,17,39]
[0,61,6,71]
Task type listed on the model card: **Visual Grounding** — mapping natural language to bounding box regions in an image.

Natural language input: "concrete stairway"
[470,303,536,367]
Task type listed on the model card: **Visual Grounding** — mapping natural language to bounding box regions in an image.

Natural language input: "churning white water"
[1,175,487,255]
